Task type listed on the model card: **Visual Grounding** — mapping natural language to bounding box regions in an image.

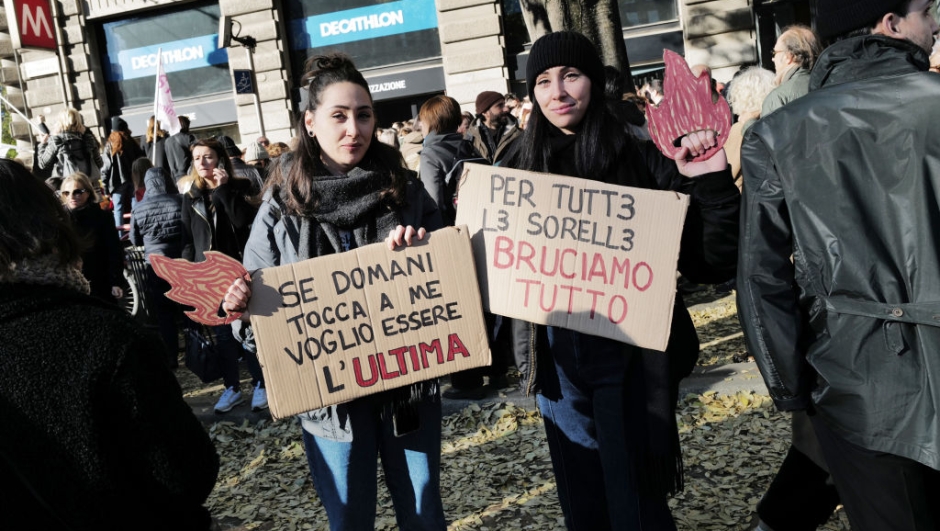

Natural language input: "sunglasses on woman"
[61,189,87,197]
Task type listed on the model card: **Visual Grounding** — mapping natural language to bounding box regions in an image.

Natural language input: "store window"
[284,0,441,85]
[618,0,678,28]
[99,3,230,110]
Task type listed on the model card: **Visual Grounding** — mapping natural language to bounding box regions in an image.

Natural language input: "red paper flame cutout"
[646,49,732,162]
[150,251,249,326]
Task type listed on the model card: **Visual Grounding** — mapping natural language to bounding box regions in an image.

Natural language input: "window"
[99,3,230,109]
[618,0,678,28]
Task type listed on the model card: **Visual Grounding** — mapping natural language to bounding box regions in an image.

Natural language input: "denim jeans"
[536,326,676,531]
[212,324,263,390]
[301,393,445,531]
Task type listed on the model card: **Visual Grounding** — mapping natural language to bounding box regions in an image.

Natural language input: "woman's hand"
[223,277,252,323]
[211,167,229,186]
[674,129,728,178]
[111,286,123,299]
[386,225,427,250]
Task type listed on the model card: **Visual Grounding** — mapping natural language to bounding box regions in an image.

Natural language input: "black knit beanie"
[526,31,605,99]
[816,0,894,39]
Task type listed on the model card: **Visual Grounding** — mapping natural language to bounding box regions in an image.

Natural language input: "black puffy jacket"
[738,35,940,470]
[130,168,183,261]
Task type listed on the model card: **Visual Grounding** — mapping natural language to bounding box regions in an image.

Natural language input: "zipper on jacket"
[192,198,213,253]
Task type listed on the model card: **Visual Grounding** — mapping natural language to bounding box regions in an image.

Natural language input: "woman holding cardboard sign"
[222,54,445,530]
[502,32,740,531]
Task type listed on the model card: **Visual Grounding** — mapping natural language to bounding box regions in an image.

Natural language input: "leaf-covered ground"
[186,291,849,530]
[204,394,848,530]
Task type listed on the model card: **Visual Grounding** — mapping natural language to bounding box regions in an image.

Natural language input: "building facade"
[0,0,815,148]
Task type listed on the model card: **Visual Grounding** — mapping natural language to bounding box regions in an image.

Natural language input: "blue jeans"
[537,326,676,531]
[301,394,445,531]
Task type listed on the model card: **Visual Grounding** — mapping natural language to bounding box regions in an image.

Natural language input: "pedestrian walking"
[221,53,446,531]
[503,31,739,530]
[36,108,103,178]
[103,117,146,231]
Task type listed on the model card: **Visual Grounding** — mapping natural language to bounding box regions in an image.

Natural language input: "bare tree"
[519,0,634,90]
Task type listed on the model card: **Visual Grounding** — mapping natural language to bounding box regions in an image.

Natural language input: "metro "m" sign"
[5,0,56,51]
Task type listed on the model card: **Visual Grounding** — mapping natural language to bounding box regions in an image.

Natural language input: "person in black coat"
[166,115,196,182]
[179,138,264,413]
[60,172,125,303]
[132,166,184,366]
[0,159,219,530]
[503,32,739,531]
[102,117,146,231]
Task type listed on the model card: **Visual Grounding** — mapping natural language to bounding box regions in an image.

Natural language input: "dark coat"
[181,177,257,263]
[738,35,940,470]
[70,203,124,301]
[142,136,169,173]
[131,168,183,261]
[0,284,219,530]
[231,157,264,193]
[468,118,522,164]
[418,131,482,226]
[102,134,145,193]
[166,131,196,181]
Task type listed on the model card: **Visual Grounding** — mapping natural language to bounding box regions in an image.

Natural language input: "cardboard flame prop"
[150,251,248,326]
[646,49,732,162]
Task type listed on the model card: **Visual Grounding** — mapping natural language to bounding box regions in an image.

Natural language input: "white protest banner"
[454,164,690,351]
[248,226,490,419]
[153,48,181,137]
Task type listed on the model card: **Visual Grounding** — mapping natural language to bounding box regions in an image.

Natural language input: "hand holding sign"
[150,251,249,325]
[647,49,732,163]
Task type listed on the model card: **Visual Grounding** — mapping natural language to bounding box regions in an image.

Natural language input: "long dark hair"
[271,53,407,217]
[504,69,629,178]
[0,160,83,278]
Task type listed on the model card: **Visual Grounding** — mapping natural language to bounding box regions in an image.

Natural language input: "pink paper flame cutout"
[150,251,248,326]
[646,49,732,162]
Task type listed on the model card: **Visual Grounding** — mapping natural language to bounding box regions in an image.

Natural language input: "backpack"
[56,134,92,177]
[445,140,487,209]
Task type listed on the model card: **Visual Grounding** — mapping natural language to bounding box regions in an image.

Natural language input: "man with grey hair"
[762,25,822,116]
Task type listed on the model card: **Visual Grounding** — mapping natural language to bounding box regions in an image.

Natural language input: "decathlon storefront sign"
[110,35,226,81]
[295,0,437,48]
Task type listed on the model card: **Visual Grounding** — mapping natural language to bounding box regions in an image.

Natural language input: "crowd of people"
[2,0,940,528]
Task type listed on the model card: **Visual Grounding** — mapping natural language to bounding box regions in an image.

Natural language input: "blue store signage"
[111,34,228,81]
[291,0,437,49]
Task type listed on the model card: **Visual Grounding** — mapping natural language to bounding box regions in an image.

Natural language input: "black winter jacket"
[70,203,124,301]
[738,35,940,470]
[181,177,257,263]
[166,132,196,181]
[102,135,145,193]
[131,167,183,261]
[142,136,169,173]
[419,131,482,226]
[0,284,219,530]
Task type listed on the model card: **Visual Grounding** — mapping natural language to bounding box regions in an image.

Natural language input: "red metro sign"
[5,0,57,50]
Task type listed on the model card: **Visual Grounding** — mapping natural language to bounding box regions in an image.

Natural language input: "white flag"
[153,48,181,136]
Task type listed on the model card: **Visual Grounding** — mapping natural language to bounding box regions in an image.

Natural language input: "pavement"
[184,294,767,425]
[184,359,767,426]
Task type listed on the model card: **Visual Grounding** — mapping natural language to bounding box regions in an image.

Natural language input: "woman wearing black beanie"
[504,31,740,530]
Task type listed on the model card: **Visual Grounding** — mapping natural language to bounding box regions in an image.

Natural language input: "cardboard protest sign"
[248,226,490,419]
[454,164,690,351]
